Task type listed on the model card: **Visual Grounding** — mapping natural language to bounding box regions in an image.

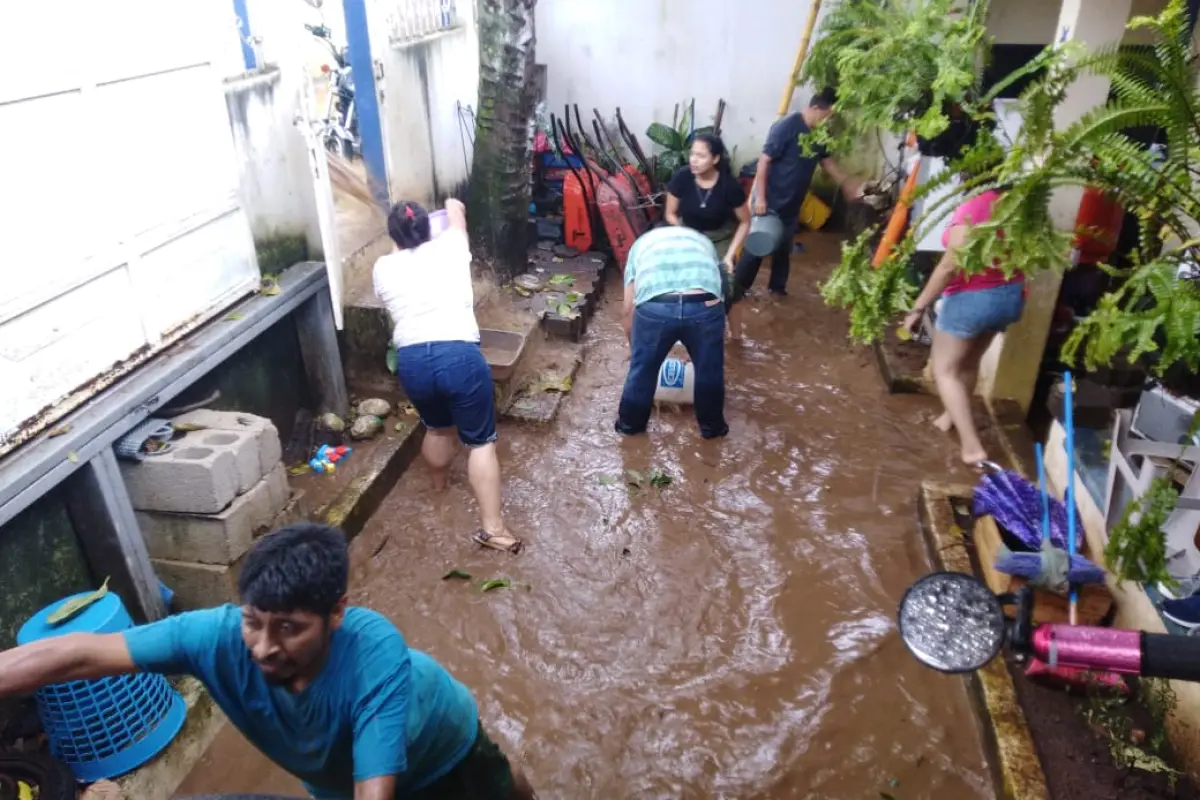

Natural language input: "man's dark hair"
[238,523,349,616]
[810,87,837,110]
[387,200,432,250]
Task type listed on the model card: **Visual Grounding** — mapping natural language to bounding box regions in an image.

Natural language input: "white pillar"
[976,0,1133,413]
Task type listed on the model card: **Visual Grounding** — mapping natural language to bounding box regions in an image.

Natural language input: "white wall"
[536,0,823,169]
[380,11,480,204]
[224,68,325,262]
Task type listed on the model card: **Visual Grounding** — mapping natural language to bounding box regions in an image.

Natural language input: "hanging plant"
[1105,475,1180,587]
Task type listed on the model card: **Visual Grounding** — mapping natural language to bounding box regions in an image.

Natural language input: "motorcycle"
[898,570,1200,681]
[305,23,359,159]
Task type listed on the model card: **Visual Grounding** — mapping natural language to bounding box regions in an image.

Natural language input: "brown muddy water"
[177,241,996,799]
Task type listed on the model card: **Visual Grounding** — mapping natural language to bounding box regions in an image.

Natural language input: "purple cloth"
[973,469,1083,551]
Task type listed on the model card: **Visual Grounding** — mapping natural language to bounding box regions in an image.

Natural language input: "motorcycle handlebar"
[1142,632,1200,682]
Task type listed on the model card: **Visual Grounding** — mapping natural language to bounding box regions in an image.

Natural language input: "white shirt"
[372,228,480,348]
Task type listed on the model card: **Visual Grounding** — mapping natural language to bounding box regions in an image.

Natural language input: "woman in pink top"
[902,188,1025,468]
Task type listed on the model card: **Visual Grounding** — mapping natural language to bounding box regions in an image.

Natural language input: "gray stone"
[356,398,392,418]
[349,415,384,440]
[316,412,346,433]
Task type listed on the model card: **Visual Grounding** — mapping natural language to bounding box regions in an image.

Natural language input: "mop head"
[1025,657,1129,693]
[994,539,1107,593]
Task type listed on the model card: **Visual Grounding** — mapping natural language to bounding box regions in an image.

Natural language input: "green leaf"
[66,451,79,464]
[385,343,398,374]
[548,273,575,286]
[442,569,473,581]
[48,578,110,625]
[480,578,512,592]
[645,122,684,151]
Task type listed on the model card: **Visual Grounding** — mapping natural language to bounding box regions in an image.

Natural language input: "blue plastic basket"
[17,590,187,782]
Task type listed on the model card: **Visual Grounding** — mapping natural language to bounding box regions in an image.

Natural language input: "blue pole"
[342,0,390,206]
[232,0,258,71]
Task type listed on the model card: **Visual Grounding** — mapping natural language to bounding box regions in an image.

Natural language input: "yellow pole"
[777,0,824,116]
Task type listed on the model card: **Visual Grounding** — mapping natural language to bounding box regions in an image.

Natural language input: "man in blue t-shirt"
[732,88,866,298]
[0,523,535,800]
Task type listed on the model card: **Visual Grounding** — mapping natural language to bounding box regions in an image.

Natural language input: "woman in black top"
[665,134,750,339]
[665,133,750,272]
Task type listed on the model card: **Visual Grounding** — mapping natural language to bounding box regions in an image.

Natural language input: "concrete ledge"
[116,676,227,800]
[315,416,423,540]
[917,482,1051,800]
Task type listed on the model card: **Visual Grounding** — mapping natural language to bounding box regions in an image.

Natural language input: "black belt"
[647,292,719,304]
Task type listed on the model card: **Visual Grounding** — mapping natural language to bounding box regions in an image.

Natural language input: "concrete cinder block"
[152,555,245,610]
[121,447,240,515]
[172,410,283,477]
[189,429,261,494]
[136,466,289,565]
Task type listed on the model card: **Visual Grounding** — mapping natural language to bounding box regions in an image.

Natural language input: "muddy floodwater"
[177,244,995,799]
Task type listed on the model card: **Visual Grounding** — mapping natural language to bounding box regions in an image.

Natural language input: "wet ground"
[178,237,999,798]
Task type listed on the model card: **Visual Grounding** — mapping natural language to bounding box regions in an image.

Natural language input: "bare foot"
[933,412,954,433]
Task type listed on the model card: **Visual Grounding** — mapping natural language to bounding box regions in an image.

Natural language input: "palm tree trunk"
[468,0,537,278]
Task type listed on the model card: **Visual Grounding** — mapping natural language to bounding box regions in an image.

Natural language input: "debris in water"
[224,312,246,322]
[598,474,620,485]
[442,569,473,581]
[49,578,110,625]
[625,468,673,490]
[47,425,71,438]
[287,463,312,476]
[480,578,512,592]
[66,451,80,464]
[259,278,282,296]
[548,274,575,287]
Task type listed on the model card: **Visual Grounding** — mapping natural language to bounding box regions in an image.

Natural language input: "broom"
[993,375,1106,594]
[326,150,387,215]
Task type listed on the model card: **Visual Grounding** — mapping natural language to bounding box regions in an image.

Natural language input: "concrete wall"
[535,0,824,170]
[380,15,480,204]
[224,67,325,267]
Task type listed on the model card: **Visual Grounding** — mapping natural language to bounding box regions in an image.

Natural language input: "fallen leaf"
[49,578,110,625]
[442,570,473,581]
[398,403,418,416]
[555,302,572,316]
[47,424,71,438]
[172,422,208,432]
[259,278,282,296]
[949,524,965,538]
[598,474,619,485]
[548,274,574,286]
[385,344,398,374]
[480,578,512,592]
[649,468,673,488]
[66,451,80,464]
[625,469,646,488]
[287,463,312,476]
[895,326,912,341]
[565,292,582,304]
[224,312,246,322]
[552,256,564,263]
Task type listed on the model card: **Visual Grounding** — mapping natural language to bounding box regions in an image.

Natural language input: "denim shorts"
[395,340,497,447]
[935,282,1026,340]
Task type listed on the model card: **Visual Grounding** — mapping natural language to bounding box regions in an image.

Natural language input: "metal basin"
[480,329,527,383]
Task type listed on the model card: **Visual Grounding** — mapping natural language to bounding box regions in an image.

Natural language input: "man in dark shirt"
[734,88,864,297]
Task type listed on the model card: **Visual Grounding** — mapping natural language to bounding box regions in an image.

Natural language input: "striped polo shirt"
[623,226,723,306]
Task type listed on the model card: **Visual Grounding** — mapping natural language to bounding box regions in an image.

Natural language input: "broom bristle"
[326,151,384,214]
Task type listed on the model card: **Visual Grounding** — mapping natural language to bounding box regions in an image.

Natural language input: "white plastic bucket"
[654,357,695,404]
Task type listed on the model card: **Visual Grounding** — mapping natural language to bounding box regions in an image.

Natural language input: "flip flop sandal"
[473,530,523,555]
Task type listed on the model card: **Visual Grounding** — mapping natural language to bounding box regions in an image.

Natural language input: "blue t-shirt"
[123,606,478,798]
[762,112,829,219]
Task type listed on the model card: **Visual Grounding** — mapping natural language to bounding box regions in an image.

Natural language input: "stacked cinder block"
[120,410,301,610]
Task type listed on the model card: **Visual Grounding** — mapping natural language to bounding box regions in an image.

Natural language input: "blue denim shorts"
[395,340,497,447]
[935,282,1026,340]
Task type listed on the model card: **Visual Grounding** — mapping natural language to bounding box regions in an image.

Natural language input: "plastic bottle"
[654,357,695,404]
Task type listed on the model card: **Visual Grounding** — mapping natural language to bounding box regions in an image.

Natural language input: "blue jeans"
[615,296,728,439]
[935,282,1026,340]
[395,341,497,447]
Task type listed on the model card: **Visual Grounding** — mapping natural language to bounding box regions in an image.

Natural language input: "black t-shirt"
[667,168,747,232]
[762,112,828,218]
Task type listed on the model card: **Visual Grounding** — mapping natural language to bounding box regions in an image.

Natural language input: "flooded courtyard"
[178,246,995,798]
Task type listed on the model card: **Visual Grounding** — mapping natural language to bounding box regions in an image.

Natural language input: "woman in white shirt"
[373,198,520,553]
